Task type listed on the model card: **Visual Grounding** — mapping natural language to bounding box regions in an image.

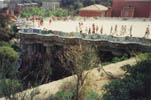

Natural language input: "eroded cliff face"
[19,44,73,86]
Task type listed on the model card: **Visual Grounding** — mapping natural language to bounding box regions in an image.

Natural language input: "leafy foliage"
[21,7,69,18]
[102,53,129,66]
[0,46,19,78]
[55,91,73,100]
[58,45,100,100]
[0,79,21,98]
[54,9,69,17]
[0,41,10,47]
[102,60,151,100]
[53,89,99,100]
[137,53,151,61]
[21,7,45,17]
[87,90,99,100]
[0,13,18,41]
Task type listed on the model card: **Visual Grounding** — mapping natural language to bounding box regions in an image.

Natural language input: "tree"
[0,46,19,78]
[0,13,13,41]
[74,0,83,9]
[102,59,151,100]
[0,13,10,28]
[55,9,69,17]
[21,7,69,18]
[58,45,100,100]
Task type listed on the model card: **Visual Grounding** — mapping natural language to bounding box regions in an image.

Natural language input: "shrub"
[0,46,19,78]
[87,90,99,100]
[55,91,73,100]
[112,53,128,63]
[0,79,21,98]
[138,53,151,61]
[102,60,151,100]
[21,7,69,18]
[0,41,10,47]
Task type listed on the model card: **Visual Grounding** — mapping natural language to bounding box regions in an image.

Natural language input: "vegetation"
[1,10,151,99]
[0,13,22,99]
[102,57,151,100]
[53,90,99,100]
[137,53,151,61]
[21,7,69,18]
[0,13,19,42]
[55,91,73,100]
[0,79,21,99]
[0,46,19,78]
[102,53,129,66]
[87,90,100,100]
[58,45,100,100]
[62,0,112,9]
[0,14,13,41]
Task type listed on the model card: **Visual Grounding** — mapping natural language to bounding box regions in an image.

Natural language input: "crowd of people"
[77,22,150,38]
[25,17,150,38]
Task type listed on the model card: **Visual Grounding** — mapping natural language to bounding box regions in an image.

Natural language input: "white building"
[0,0,9,9]
[42,0,61,11]
[8,0,20,10]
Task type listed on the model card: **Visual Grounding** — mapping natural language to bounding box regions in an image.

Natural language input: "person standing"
[110,26,113,35]
[120,25,124,36]
[92,24,95,34]
[79,22,82,33]
[85,27,88,34]
[88,27,91,34]
[144,25,150,38]
[129,25,133,37]
[114,24,118,35]
[123,25,127,35]
[100,25,103,34]
[96,25,99,34]
[40,19,43,26]
[49,18,52,25]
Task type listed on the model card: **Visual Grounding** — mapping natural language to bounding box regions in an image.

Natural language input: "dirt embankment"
[0,58,138,100]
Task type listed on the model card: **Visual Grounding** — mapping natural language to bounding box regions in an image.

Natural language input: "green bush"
[87,90,99,100]
[21,7,45,17]
[112,53,128,63]
[138,53,151,61]
[0,46,19,78]
[102,60,151,100]
[21,7,69,18]
[0,79,21,98]
[0,41,10,47]
[55,91,73,100]
[54,9,68,17]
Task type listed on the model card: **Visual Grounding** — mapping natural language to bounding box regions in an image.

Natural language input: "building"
[42,0,61,11]
[15,3,39,14]
[78,4,111,17]
[0,0,15,16]
[0,0,9,9]
[112,0,151,18]
[121,6,135,17]
[8,0,20,10]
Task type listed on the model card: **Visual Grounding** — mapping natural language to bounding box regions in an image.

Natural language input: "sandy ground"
[28,18,151,38]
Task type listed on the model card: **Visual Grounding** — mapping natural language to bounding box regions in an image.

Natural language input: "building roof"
[17,3,38,6]
[79,4,108,11]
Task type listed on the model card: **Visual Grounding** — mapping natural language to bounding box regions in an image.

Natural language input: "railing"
[19,28,151,46]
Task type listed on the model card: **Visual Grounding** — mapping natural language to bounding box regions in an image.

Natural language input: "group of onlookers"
[77,22,150,38]
[25,17,150,38]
